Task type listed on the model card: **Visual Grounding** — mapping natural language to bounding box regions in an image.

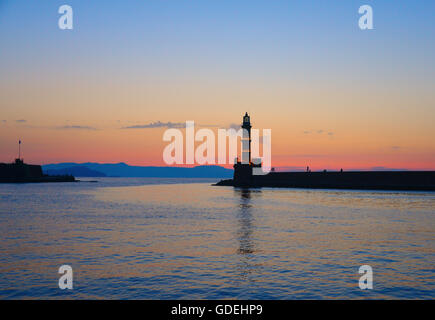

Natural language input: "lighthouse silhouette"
[233,112,261,185]
[241,112,252,164]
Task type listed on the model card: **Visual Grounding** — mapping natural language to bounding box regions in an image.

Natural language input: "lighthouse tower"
[241,112,252,164]
[233,112,256,185]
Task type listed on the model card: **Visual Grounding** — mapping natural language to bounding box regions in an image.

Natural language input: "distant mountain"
[44,166,107,177]
[42,162,233,178]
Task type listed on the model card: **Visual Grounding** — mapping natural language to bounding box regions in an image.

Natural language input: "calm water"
[0,178,434,299]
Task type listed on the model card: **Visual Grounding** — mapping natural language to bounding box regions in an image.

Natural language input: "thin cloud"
[15,119,26,123]
[121,121,186,129]
[303,129,334,136]
[56,125,97,130]
[122,122,240,130]
[228,123,241,130]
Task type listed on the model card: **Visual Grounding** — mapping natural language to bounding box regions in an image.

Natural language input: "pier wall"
[231,171,435,191]
[0,163,43,179]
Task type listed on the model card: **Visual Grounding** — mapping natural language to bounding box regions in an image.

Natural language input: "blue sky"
[1,0,434,86]
[0,1,434,168]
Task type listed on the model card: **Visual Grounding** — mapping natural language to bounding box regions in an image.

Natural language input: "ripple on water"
[0,178,434,299]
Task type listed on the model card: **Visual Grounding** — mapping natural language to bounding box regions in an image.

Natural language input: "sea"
[0,178,434,299]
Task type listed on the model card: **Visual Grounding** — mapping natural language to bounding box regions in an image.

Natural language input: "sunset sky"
[1,0,434,170]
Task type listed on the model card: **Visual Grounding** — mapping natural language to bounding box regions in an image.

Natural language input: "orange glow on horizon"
[1,120,434,171]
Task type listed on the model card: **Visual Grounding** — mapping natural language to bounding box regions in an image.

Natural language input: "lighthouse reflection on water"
[234,187,262,281]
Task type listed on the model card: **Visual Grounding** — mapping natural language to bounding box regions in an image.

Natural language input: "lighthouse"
[233,112,258,185]
[241,112,252,164]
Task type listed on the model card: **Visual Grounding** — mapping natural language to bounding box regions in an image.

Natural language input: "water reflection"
[235,188,256,255]
[234,188,262,282]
